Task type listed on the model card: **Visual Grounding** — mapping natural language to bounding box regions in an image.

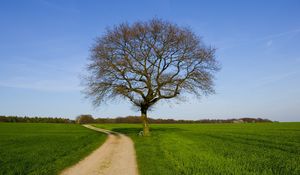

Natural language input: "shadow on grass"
[111,127,186,135]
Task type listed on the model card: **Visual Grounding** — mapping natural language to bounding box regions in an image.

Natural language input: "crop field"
[0,123,106,175]
[93,123,300,175]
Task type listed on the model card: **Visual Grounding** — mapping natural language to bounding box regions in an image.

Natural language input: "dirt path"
[60,125,139,175]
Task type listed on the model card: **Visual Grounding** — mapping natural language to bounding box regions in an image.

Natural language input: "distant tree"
[84,19,219,135]
[76,115,95,124]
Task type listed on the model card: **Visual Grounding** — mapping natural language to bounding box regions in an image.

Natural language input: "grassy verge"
[93,123,300,175]
[0,123,106,175]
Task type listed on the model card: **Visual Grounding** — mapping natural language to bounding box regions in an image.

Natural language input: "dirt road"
[60,125,139,175]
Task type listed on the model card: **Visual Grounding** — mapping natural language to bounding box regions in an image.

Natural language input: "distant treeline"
[0,116,74,123]
[0,115,272,124]
[76,115,273,124]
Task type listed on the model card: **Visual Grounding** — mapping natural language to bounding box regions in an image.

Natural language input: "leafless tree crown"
[85,19,219,110]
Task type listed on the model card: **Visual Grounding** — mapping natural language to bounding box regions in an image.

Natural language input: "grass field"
[93,123,300,175]
[0,123,106,175]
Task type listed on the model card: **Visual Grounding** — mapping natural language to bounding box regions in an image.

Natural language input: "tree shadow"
[112,127,186,135]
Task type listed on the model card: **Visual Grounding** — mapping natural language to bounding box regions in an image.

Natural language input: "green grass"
[93,123,300,175]
[0,123,106,175]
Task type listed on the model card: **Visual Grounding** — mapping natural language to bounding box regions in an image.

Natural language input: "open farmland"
[0,123,106,175]
[94,123,300,175]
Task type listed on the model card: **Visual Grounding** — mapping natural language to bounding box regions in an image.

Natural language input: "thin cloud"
[258,28,300,41]
[2,56,82,77]
[266,40,273,47]
[254,70,300,89]
[219,28,300,50]
[0,79,81,92]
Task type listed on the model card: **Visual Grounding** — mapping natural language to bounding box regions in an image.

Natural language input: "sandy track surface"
[60,125,139,175]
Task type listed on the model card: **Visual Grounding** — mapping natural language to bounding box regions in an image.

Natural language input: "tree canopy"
[84,19,220,135]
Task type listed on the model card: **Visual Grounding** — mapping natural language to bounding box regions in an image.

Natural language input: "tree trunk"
[141,108,150,136]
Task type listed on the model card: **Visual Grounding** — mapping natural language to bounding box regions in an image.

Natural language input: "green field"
[0,123,106,175]
[93,123,300,175]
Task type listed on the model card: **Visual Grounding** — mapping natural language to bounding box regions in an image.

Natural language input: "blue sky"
[0,0,299,121]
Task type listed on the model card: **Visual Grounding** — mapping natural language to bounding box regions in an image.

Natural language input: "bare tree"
[84,19,219,136]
